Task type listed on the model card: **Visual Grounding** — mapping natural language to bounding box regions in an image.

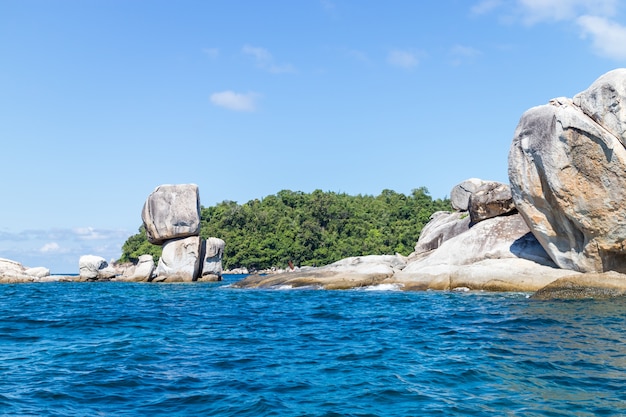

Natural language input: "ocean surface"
[1,276,625,416]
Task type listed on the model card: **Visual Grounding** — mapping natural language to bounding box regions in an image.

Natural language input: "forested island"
[119,188,451,271]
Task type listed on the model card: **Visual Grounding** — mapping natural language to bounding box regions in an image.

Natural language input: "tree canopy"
[119,188,451,271]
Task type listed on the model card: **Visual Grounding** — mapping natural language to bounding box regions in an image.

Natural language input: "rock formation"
[154,236,203,282]
[117,254,155,282]
[0,258,51,283]
[199,237,226,282]
[142,184,201,245]
[509,68,626,274]
[141,183,225,282]
[79,255,117,281]
[234,178,574,292]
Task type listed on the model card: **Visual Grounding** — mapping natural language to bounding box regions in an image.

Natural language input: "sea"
[1,275,625,417]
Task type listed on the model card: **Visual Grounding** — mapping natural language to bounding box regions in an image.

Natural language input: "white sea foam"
[360,283,403,292]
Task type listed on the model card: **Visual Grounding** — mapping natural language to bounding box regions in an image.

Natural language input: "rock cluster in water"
[77,184,225,282]
[235,69,626,297]
[6,69,626,297]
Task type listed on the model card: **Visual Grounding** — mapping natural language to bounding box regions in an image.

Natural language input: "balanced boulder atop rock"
[468,181,515,224]
[142,184,201,245]
[509,68,626,273]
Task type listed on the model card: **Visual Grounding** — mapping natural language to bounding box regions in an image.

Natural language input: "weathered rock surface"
[142,184,201,245]
[117,254,155,282]
[412,211,471,257]
[78,255,118,281]
[392,214,576,291]
[468,181,516,224]
[509,69,626,273]
[199,237,225,282]
[532,271,626,299]
[154,236,202,282]
[450,178,484,211]
[0,258,51,283]
[233,254,407,290]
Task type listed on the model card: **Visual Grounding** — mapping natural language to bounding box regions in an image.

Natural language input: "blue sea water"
[1,276,626,416]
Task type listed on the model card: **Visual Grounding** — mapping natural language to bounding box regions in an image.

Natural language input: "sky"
[1,0,626,273]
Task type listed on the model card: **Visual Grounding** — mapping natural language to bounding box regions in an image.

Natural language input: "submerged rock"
[532,272,626,300]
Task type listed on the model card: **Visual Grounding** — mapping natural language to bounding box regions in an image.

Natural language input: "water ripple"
[0,282,626,415]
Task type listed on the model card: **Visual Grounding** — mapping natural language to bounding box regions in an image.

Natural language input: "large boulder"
[392,214,576,291]
[450,178,484,211]
[468,181,516,224]
[141,184,201,245]
[79,255,116,281]
[154,236,202,282]
[509,69,626,273]
[199,237,225,282]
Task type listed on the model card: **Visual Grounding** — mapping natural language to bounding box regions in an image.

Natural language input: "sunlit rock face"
[509,69,626,273]
[141,184,201,245]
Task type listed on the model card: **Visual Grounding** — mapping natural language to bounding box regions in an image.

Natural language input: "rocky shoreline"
[6,69,626,299]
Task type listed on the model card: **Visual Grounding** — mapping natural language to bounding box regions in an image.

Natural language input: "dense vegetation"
[119,188,451,271]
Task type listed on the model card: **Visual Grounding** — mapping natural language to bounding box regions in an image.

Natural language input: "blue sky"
[1,0,625,273]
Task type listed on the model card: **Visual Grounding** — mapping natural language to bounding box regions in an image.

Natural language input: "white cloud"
[475,0,625,60]
[577,15,626,60]
[517,0,618,23]
[387,49,419,69]
[210,90,260,112]
[450,45,482,66]
[242,45,295,74]
[40,242,61,253]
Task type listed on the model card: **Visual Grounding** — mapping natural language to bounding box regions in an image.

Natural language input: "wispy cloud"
[474,0,626,60]
[40,242,64,253]
[517,0,618,24]
[577,15,626,60]
[242,45,296,74]
[210,90,260,112]
[387,49,420,69]
[450,45,482,65]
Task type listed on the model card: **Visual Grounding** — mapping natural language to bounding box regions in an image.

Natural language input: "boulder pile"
[141,184,225,282]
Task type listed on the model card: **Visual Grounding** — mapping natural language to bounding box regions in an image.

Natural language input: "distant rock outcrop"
[79,255,117,281]
[509,68,626,273]
[0,258,51,283]
[140,183,225,282]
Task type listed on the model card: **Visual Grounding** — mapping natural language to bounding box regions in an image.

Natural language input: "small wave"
[359,283,404,292]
